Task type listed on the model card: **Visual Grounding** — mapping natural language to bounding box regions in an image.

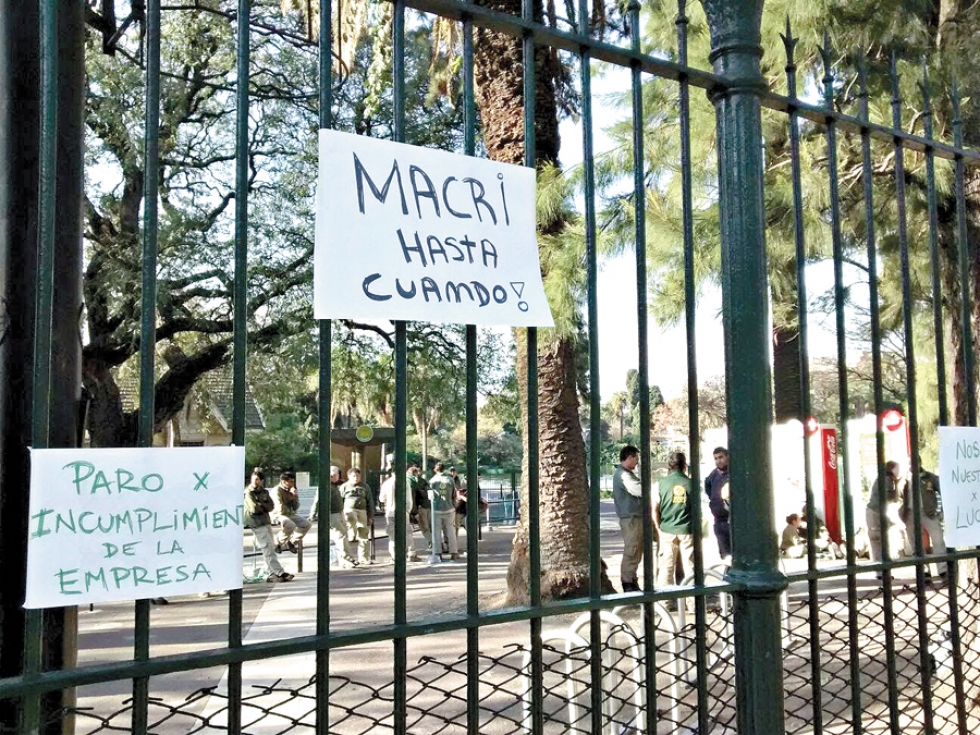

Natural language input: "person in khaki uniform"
[867,460,911,566]
[243,468,293,582]
[428,462,459,560]
[271,471,311,553]
[310,465,358,567]
[613,445,644,592]
[654,452,695,587]
[341,467,374,564]
[900,463,947,579]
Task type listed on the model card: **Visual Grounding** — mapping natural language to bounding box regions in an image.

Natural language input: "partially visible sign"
[25,446,245,608]
[355,425,374,443]
[315,130,554,327]
[938,427,980,547]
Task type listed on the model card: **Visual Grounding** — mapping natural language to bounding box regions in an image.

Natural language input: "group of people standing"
[242,462,482,582]
[613,441,948,592]
[242,465,376,582]
[613,444,730,593]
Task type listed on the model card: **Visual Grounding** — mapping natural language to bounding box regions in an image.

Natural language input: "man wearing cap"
[271,471,311,554]
[310,465,357,567]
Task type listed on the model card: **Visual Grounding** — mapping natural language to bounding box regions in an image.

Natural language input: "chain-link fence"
[40,576,976,734]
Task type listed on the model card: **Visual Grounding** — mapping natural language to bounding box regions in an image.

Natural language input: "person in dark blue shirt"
[704,447,731,561]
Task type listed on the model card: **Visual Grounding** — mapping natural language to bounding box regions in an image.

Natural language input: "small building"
[119,372,265,447]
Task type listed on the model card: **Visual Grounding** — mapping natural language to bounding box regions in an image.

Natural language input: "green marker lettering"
[84,568,108,592]
[78,512,97,534]
[134,508,153,533]
[30,508,54,538]
[182,509,201,532]
[191,563,212,581]
[111,566,132,588]
[113,510,134,534]
[142,474,164,492]
[63,461,95,494]
[55,510,76,534]
[91,470,112,494]
[132,566,150,586]
[115,468,137,493]
[56,568,81,595]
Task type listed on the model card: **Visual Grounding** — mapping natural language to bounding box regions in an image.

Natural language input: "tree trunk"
[940,212,970,426]
[474,0,611,601]
[506,330,609,603]
[772,323,802,423]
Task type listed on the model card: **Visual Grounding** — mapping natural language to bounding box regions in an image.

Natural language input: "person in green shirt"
[653,452,694,589]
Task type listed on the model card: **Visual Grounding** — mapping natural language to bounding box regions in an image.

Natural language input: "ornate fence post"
[699,1,787,732]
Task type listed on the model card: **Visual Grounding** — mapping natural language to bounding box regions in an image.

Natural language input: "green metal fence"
[2,0,980,733]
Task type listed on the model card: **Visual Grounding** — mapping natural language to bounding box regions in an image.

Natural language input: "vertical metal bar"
[576,3,603,731]
[700,3,785,732]
[22,0,59,730]
[946,80,971,734]
[630,2,657,731]
[393,321,407,735]
[855,54,887,735]
[782,21,822,735]
[461,9,481,732]
[316,1,334,732]
[228,1,250,732]
[676,3,708,731]
[391,2,407,732]
[131,2,163,731]
[855,49,901,734]
[952,83,977,427]
[890,58,935,735]
[521,0,543,730]
[920,63,948,428]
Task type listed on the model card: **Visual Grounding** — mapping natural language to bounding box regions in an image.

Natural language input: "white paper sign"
[315,129,554,327]
[25,446,245,608]
[938,426,980,547]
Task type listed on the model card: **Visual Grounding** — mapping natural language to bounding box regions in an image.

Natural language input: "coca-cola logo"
[882,409,904,432]
[826,434,837,469]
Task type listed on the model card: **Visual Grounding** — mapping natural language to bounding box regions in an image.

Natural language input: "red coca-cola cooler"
[806,418,842,543]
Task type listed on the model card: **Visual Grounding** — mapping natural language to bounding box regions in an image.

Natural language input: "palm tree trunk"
[506,330,606,603]
[772,323,802,423]
[474,0,611,601]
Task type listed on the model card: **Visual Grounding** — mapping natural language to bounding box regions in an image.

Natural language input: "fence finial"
[781,17,797,97]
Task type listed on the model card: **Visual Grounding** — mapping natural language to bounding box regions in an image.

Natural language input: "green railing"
[2,0,980,733]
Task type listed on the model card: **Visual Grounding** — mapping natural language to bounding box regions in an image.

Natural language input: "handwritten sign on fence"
[315,130,554,327]
[25,446,245,608]
[938,427,980,547]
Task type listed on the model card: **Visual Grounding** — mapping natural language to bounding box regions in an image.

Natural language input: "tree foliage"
[82,0,465,447]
